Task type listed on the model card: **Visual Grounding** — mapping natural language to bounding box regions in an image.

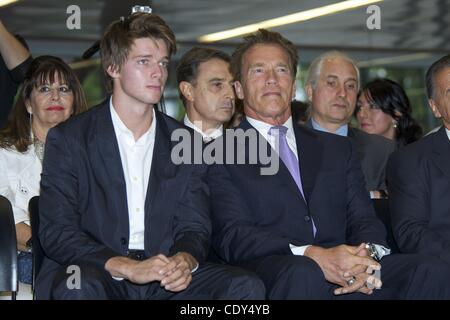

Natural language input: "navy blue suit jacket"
[36,99,210,298]
[208,119,386,265]
[388,126,450,262]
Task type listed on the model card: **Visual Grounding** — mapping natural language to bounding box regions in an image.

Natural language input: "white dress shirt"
[446,128,450,140]
[184,115,223,141]
[110,99,156,250]
[246,116,298,160]
[246,116,310,255]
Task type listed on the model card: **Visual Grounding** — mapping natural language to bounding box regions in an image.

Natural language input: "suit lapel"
[94,101,129,232]
[432,127,450,179]
[293,124,323,203]
[144,111,178,252]
[238,119,312,203]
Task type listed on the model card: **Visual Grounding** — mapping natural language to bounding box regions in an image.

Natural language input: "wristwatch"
[365,243,390,261]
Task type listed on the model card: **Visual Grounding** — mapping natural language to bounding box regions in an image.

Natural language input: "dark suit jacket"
[387,126,450,263]
[305,120,396,191]
[208,119,386,264]
[36,99,210,298]
[348,127,396,191]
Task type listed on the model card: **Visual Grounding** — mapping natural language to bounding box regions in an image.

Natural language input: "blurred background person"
[356,78,422,147]
[177,47,235,141]
[228,98,244,128]
[291,99,309,125]
[0,19,32,128]
[0,55,87,285]
[305,51,396,193]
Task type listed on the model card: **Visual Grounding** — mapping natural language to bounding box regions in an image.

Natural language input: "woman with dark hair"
[0,55,87,284]
[356,78,422,146]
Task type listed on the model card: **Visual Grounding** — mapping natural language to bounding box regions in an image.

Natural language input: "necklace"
[33,138,45,163]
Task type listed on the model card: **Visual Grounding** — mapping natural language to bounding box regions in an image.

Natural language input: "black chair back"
[0,195,18,299]
[372,198,400,254]
[29,196,44,295]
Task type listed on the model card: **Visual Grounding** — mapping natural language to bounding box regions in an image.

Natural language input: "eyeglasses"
[35,84,73,96]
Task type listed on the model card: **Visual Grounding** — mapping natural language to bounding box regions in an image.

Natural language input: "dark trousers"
[242,253,450,300]
[50,262,265,300]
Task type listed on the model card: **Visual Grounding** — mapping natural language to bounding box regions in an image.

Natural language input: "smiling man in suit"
[35,13,264,300]
[207,29,450,299]
[388,54,450,262]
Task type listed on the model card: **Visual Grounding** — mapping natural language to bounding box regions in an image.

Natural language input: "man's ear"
[179,81,194,102]
[428,98,442,118]
[305,83,314,102]
[292,82,296,101]
[106,65,120,79]
[234,81,245,100]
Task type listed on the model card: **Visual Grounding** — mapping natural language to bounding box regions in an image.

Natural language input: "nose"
[50,88,61,101]
[151,63,164,79]
[224,82,235,99]
[358,105,368,120]
[337,83,346,98]
[265,68,278,85]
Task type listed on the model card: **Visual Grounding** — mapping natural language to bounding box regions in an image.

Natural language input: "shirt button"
[304,215,311,222]
[133,177,137,181]
[136,208,140,212]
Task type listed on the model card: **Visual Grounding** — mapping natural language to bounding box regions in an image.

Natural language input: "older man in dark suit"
[304,51,396,194]
[208,29,450,299]
[388,54,450,262]
[35,12,264,300]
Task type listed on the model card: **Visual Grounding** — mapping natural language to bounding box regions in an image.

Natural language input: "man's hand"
[331,243,383,295]
[105,254,170,284]
[159,252,198,292]
[342,243,379,278]
[304,244,381,292]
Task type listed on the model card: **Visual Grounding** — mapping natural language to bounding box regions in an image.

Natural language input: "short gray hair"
[305,50,360,91]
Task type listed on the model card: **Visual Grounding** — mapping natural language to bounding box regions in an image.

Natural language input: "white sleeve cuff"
[373,243,391,258]
[191,262,199,273]
[289,244,312,256]
[112,276,124,281]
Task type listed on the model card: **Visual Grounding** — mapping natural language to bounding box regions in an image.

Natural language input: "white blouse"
[0,145,41,225]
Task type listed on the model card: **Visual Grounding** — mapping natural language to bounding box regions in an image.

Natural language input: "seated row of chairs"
[0,195,41,300]
[0,195,397,300]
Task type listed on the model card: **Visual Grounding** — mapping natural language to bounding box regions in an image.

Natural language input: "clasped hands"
[305,243,382,296]
[106,252,197,292]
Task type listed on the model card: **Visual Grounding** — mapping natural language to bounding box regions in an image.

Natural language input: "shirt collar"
[246,115,295,141]
[183,114,223,140]
[446,128,450,141]
[110,96,156,144]
[311,117,348,137]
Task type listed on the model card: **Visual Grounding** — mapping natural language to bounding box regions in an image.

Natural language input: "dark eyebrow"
[133,54,152,59]
[209,77,225,82]
[132,54,170,61]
